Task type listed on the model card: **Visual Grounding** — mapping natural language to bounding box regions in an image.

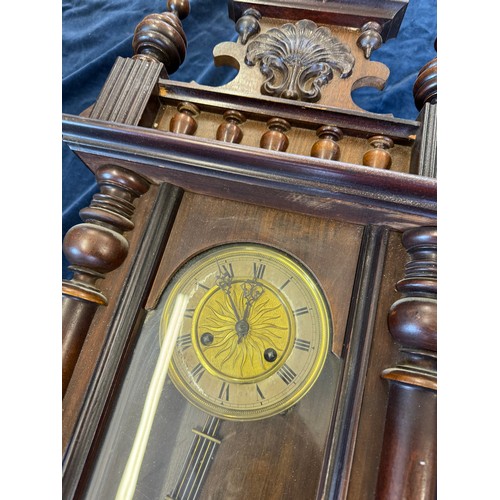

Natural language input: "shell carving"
[245,20,355,102]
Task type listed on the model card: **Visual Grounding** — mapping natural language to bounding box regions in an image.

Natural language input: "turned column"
[63,1,191,397]
[62,167,150,396]
[376,227,437,499]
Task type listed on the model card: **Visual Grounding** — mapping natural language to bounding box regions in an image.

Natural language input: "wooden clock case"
[62,1,437,498]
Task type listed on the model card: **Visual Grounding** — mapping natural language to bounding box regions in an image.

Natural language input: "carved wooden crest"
[244,20,355,102]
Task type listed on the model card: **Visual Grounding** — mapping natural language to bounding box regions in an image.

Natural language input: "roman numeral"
[253,262,266,280]
[256,384,265,400]
[277,364,297,385]
[222,263,234,278]
[280,278,291,290]
[184,308,195,318]
[197,282,210,291]
[190,363,205,383]
[293,307,309,317]
[177,334,192,351]
[218,382,230,401]
[294,338,311,352]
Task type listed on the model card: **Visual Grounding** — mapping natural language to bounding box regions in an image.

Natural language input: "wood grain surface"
[147,192,364,357]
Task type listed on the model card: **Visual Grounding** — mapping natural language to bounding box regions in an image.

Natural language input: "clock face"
[163,243,331,420]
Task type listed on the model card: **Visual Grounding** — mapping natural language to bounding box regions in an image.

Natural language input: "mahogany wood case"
[62,1,437,499]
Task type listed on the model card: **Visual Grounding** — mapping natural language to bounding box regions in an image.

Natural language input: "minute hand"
[215,267,241,321]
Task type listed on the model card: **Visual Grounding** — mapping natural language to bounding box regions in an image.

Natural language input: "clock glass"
[83,243,341,500]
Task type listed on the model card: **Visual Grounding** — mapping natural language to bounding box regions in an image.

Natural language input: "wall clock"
[62,1,437,499]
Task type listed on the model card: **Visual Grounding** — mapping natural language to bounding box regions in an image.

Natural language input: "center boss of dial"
[192,279,295,383]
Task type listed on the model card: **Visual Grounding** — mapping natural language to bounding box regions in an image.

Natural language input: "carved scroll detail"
[245,20,354,102]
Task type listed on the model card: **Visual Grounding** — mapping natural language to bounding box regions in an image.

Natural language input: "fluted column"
[90,0,191,126]
[376,227,437,499]
[411,49,437,178]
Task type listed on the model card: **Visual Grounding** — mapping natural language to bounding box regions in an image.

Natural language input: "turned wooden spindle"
[216,110,246,143]
[170,102,200,135]
[362,135,394,169]
[260,118,291,152]
[62,166,150,396]
[356,21,383,59]
[376,226,437,499]
[310,125,343,160]
[132,0,190,75]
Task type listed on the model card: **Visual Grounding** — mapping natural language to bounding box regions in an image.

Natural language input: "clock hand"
[233,280,265,343]
[241,280,264,322]
[215,262,241,322]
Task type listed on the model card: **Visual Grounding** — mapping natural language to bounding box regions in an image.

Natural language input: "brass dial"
[161,243,331,421]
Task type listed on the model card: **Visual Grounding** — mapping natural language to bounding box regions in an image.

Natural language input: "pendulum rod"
[167,416,222,500]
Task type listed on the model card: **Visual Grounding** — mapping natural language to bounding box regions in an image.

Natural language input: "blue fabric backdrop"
[62,0,437,279]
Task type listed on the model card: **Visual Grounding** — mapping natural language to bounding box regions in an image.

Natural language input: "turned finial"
[62,166,150,305]
[413,57,437,111]
[132,1,190,74]
[311,125,343,160]
[236,9,262,45]
[167,0,190,20]
[356,22,383,59]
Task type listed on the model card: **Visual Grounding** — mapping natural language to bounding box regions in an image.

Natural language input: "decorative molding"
[245,20,354,102]
[157,79,420,142]
[62,114,437,230]
[319,225,389,499]
[229,1,409,41]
